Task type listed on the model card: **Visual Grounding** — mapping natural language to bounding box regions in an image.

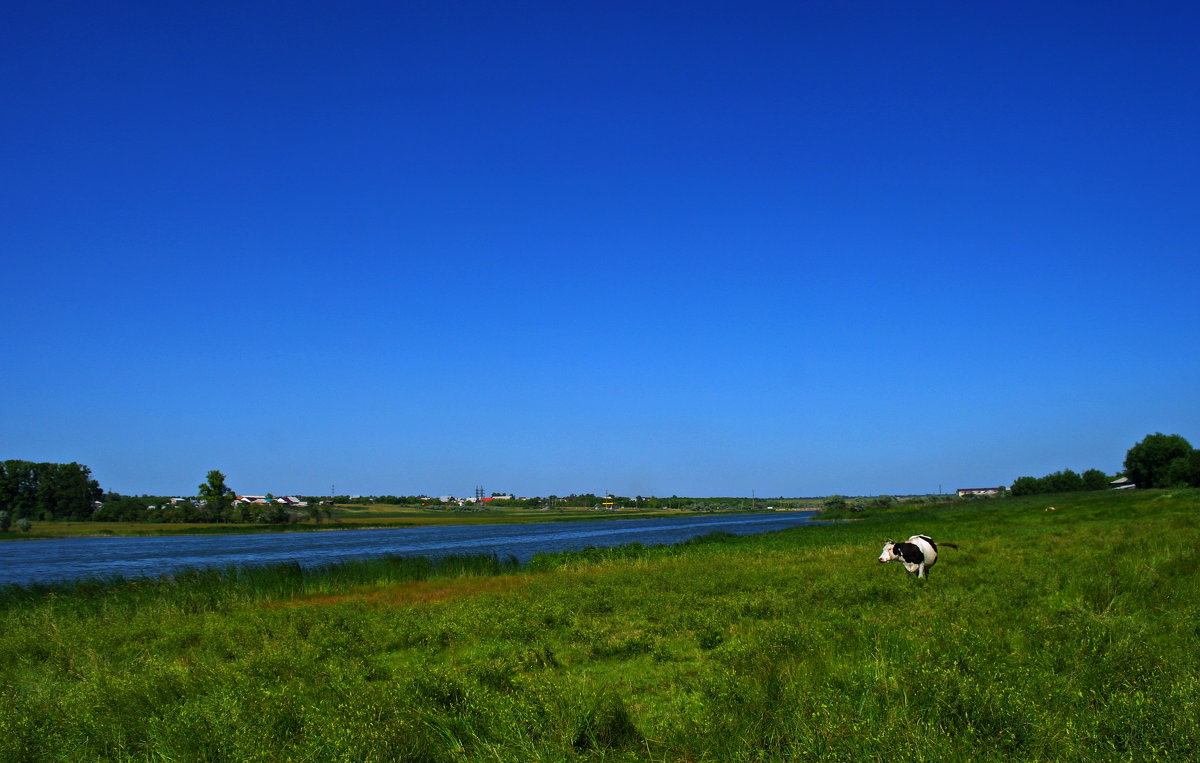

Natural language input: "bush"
[15,518,31,533]
[821,496,847,513]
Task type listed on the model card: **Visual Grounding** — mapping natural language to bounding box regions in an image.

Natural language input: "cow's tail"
[939,542,959,550]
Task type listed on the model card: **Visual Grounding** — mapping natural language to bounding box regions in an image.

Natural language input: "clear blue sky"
[3,1,1197,498]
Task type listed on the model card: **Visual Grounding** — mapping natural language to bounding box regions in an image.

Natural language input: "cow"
[877,535,957,579]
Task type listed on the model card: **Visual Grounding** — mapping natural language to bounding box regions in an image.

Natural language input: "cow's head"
[878,540,898,563]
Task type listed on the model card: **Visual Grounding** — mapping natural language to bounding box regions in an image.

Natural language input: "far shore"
[0,504,821,541]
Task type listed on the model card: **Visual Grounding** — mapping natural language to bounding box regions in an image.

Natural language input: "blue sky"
[3,1,1197,498]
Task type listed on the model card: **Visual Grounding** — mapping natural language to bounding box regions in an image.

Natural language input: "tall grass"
[0,490,1197,760]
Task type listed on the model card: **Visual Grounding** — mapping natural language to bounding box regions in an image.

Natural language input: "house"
[234,495,308,506]
[1110,477,1136,490]
[956,486,1006,497]
[235,495,272,505]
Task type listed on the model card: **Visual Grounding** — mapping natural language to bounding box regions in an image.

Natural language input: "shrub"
[821,496,847,513]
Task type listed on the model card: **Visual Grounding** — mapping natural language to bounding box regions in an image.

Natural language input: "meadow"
[0,489,1197,760]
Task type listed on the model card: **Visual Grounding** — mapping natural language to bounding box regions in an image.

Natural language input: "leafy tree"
[1043,469,1084,493]
[1010,476,1042,496]
[38,462,103,520]
[1081,469,1110,491]
[1124,433,1193,489]
[197,470,235,522]
[16,517,31,532]
[0,461,38,518]
[0,511,9,532]
[0,460,101,520]
[1165,450,1200,488]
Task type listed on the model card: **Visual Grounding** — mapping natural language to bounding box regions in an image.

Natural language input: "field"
[1,489,1197,760]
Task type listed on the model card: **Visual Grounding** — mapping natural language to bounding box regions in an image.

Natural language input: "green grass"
[1,489,1197,760]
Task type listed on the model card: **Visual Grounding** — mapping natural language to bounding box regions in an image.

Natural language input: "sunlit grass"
[1,489,1197,759]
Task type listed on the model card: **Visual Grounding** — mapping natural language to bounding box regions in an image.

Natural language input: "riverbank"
[2,488,1196,759]
[0,504,809,541]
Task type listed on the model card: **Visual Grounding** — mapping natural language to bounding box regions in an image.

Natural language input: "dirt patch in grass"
[277,574,534,608]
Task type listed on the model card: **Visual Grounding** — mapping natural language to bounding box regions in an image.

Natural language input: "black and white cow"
[877,535,957,579]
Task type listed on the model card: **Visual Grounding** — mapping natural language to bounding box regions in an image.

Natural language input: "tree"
[1124,433,1193,489]
[1043,469,1084,493]
[16,517,31,532]
[1010,476,1042,496]
[1165,450,1200,488]
[1081,469,1110,492]
[38,462,103,520]
[0,511,9,532]
[0,460,101,520]
[197,470,235,522]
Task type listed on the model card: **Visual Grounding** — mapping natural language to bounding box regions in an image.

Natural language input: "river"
[0,512,819,587]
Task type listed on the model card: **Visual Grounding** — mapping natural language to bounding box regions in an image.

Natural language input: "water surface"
[0,512,819,587]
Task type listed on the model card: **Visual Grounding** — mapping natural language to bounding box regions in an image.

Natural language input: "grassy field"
[1,489,1197,760]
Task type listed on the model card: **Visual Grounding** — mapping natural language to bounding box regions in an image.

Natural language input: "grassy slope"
[0,489,1197,760]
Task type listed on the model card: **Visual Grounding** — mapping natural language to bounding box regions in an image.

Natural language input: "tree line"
[0,460,103,522]
[1010,469,1111,496]
[1011,433,1200,496]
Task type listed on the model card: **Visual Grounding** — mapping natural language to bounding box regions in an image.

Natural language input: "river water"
[0,512,819,587]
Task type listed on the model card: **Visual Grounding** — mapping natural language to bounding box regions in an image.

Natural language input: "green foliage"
[0,460,102,520]
[868,494,897,509]
[821,495,848,513]
[16,517,31,532]
[93,494,158,522]
[1081,468,1110,491]
[1044,468,1084,493]
[0,511,9,532]
[197,470,235,522]
[1010,476,1040,496]
[1013,468,1104,496]
[1125,432,1193,489]
[1165,450,1200,487]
